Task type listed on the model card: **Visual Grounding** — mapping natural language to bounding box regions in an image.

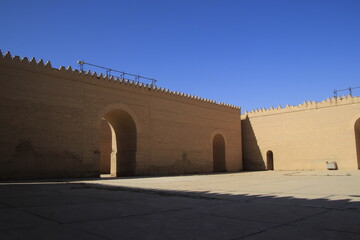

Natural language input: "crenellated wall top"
[0,50,240,110]
[243,94,360,118]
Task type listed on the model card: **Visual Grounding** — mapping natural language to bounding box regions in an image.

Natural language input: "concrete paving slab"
[0,225,104,240]
[55,185,168,203]
[241,225,360,240]
[194,201,326,224]
[0,171,359,239]
[285,181,360,196]
[0,203,10,209]
[290,209,360,234]
[121,194,230,210]
[69,209,278,240]
[79,171,360,202]
[0,191,101,208]
[0,208,54,231]
[0,184,40,193]
[344,201,360,210]
[249,193,353,209]
[23,201,165,224]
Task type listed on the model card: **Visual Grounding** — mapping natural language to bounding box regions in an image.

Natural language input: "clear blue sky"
[1,0,359,113]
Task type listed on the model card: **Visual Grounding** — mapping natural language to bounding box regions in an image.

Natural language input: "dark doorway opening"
[213,134,226,173]
[266,150,274,170]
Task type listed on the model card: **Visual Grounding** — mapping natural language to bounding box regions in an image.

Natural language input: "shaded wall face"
[241,117,265,170]
[242,103,360,171]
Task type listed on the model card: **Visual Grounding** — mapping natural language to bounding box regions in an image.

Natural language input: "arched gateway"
[99,109,137,177]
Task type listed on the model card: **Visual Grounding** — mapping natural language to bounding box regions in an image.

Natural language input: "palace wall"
[0,51,242,179]
[1,50,359,179]
[242,97,360,170]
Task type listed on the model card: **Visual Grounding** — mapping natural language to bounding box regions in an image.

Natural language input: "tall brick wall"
[242,97,360,170]
[0,51,242,179]
[3,50,357,178]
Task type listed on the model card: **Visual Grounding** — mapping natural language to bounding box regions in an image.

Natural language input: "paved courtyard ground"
[0,170,360,239]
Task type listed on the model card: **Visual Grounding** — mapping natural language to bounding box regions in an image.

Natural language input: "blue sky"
[1,0,359,113]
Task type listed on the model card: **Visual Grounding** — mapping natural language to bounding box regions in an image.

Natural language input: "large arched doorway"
[266,150,274,170]
[213,134,226,173]
[355,118,360,170]
[99,109,137,177]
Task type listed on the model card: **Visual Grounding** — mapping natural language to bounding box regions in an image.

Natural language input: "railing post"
[77,60,84,72]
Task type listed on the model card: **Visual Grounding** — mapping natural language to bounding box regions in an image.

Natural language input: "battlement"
[0,50,240,110]
[243,94,360,118]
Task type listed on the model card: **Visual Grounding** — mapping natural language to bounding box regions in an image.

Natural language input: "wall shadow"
[241,116,266,170]
[1,178,359,240]
[0,180,358,211]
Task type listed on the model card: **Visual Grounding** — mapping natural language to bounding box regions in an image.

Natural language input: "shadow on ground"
[0,178,359,240]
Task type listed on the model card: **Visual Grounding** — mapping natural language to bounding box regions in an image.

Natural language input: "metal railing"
[77,60,157,86]
[333,86,360,98]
